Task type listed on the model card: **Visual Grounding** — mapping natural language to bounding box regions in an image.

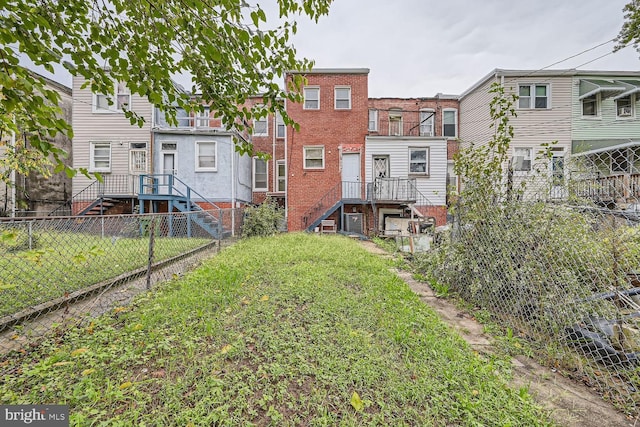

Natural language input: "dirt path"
[359,240,635,427]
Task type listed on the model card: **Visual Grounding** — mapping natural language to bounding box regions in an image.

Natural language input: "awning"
[572,140,640,157]
[578,79,627,100]
[613,80,640,100]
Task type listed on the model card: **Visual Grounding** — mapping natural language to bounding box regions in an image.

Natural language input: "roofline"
[27,69,71,95]
[287,68,370,75]
[459,68,640,100]
[572,140,640,157]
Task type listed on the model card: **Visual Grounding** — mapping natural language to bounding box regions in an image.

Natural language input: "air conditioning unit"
[344,213,363,234]
[619,107,632,117]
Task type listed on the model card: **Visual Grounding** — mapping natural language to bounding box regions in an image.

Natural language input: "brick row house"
[66,69,459,236]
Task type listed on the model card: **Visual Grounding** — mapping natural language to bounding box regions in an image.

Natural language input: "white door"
[162,152,176,188]
[342,153,361,199]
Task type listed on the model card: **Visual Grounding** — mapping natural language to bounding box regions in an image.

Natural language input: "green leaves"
[1,0,333,178]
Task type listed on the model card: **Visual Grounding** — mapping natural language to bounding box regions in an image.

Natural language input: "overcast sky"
[21,0,640,98]
[284,0,640,97]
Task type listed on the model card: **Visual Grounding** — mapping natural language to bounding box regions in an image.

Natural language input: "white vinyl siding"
[365,136,447,206]
[196,141,217,171]
[90,142,112,172]
[304,146,324,169]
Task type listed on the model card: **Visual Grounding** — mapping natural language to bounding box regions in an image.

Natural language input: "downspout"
[231,135,236,236]
[10,126,16,217]
[283,99,288,225]
[272,112,276,194]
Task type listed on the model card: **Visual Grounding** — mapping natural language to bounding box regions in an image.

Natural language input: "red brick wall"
[286,71,369,231]
[367,97,459,139]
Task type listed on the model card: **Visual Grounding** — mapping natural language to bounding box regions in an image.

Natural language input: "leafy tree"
[0,0,333,177]
[617,0,640,52]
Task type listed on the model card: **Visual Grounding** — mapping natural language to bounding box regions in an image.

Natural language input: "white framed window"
[409,147,429,175]
[442,109,457,138]
[616,95,634,119]
[129,142,147,173]
[304,146,324,169]
[253,157,268,191]
[276,160,286,192]
[513,147,532,171]
[582,94,599,117]
[389,109,403,136]
[94,81,131,113]
[368,109,378,131]
[419,109,435,136]
[254,115,268,136]
[334,86,351,109]
[518,84,549,109]
[195,141,217,171]
[303,87,320,110]
[276,113,286,138]
[90,142,112,172]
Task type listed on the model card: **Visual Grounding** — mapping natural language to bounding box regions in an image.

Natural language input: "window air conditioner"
[619,107,632,117]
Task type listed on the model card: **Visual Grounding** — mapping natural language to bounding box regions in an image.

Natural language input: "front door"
[342,153,361,199]
[162,152,176,188]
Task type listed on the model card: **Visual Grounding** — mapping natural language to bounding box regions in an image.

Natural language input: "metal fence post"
[146,216,156,290]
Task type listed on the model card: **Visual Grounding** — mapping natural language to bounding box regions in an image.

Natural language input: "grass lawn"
[0,231,211,317]
[0,233,554,426]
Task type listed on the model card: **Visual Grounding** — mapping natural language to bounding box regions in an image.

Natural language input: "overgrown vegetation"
[0,229,210,316]
[412,82,640,414]
[242,197,284,238]
[0,234,554,425]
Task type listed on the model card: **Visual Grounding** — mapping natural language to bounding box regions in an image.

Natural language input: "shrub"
[242,197,284,238]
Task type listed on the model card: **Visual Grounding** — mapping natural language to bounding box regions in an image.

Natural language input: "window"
[513,147,532,171]
[195,141,217,171]
[304,146,324,169]
[334,86,351,109]
[304,87,320,110]
[617,96,634,118]
[518,84,549,109]
[129,142,147,173]
[582,94,599,117]
[373,156,389,178]
[442,109,457,137]
[94,81,131,113]
[409,147,429,175]
[368,109,378,131]
[276,113,285,138]
[389,109,403,136]
[90,142,111,172]
[254,115,268,136]
[420,109,435,136]
[276,160,286,192]
[253,158,268,191]
[447,161,458,191]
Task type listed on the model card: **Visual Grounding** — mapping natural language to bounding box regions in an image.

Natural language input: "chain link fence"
[0,208,244,355]
[416,147,640,415]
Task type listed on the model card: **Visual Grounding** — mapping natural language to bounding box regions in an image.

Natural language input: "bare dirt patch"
[359,240,635,427]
